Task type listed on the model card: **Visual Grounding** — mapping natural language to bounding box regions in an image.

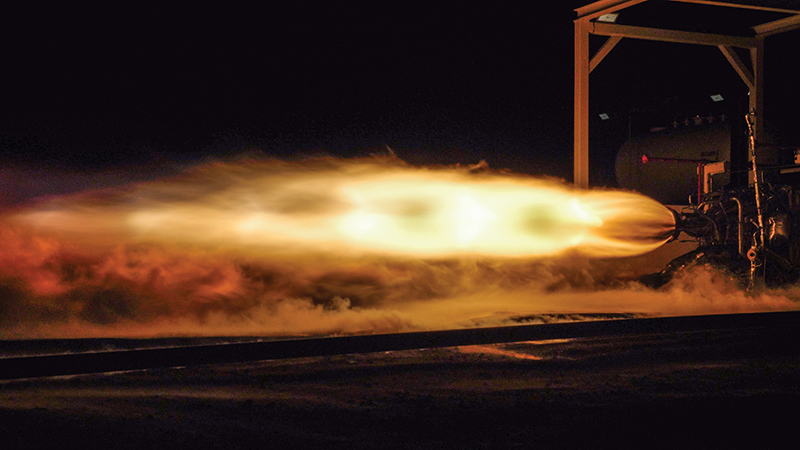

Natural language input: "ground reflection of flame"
[458,343,548,360]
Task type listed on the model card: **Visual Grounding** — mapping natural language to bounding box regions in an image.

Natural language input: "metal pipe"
[746,112,766,250]
[731,197,746,257]
[746,111,766,288]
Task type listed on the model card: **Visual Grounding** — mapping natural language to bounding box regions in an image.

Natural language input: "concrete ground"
[2,318,799,449]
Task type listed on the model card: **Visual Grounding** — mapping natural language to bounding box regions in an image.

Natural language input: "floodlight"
[597,13,618,23]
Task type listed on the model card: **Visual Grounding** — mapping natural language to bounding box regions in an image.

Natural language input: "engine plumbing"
[642,112,800,289]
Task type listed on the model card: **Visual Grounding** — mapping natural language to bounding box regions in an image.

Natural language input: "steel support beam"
[591,21,758,48]
[750,38,764,142]
[574,19,591,189]
[754,13,800,37]
[590,36,623,72]
[718,45,754,90]
[669,0,800,15]
[576,0,650,20]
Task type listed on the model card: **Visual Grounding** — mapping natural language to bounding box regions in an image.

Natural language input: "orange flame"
[10,157,773,340]
[10,157,674,259]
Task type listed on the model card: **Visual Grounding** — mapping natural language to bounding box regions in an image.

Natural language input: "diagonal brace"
[718,45,754,90]
[590,36,623,73]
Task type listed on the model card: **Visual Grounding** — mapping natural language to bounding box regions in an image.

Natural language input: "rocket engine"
[642,184,800,288]
[641,113,800,289]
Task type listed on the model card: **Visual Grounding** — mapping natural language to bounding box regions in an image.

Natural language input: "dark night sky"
[2,2,799,187]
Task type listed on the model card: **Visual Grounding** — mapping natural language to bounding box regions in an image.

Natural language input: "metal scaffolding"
[573,0,800,188]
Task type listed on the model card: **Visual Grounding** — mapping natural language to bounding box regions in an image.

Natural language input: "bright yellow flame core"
[15,158,675,258]
[334,175,608,255]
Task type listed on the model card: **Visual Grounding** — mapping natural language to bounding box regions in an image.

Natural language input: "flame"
[12,156,784,340]
[10,157,674,259]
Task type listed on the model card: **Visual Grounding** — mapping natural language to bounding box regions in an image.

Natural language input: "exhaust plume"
[9,157,674,258]
[0,156,795,339]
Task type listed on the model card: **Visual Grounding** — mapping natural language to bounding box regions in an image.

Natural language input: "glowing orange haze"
[11,157,675,258]
[0,156,796,339]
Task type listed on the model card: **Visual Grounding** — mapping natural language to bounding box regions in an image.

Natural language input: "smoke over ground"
[0,156,797,338]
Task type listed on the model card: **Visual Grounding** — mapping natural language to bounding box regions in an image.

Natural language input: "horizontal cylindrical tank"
[615,122,730,204]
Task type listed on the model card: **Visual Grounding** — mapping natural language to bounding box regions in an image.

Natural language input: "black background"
[2,2,798,186]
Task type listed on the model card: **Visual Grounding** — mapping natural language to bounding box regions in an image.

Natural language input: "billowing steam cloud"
[0,156,796,338]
